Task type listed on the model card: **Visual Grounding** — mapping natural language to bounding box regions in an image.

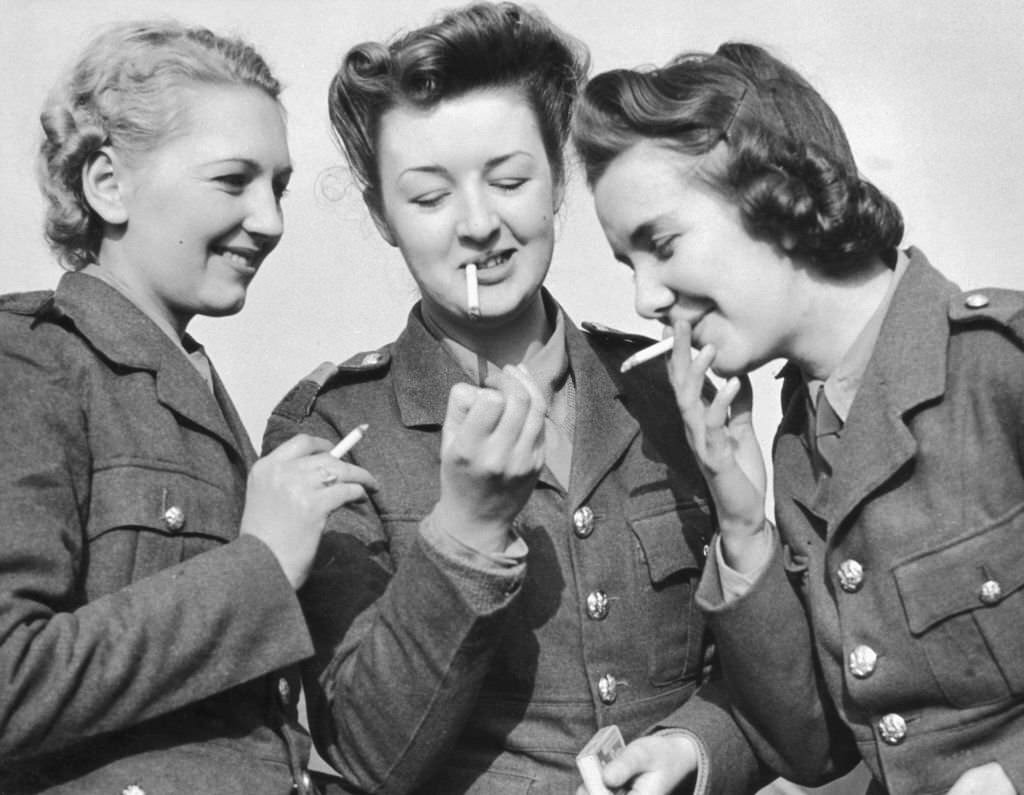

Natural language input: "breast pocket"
[628,503,710,686]
[86,465,238,595]
[893,501,1024,707]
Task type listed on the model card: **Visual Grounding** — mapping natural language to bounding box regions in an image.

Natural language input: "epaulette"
[948,288,1024,346]
[581,320,657,349]
[273,348,391,422]
[0,290,58,318]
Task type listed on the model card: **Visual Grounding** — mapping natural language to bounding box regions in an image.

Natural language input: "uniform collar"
[51,270,254,465]
[805,250,909,421]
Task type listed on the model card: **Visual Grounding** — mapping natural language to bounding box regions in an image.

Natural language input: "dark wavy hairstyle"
[38,20,282,270]
[574,43,903,272]
[328,1,589,215]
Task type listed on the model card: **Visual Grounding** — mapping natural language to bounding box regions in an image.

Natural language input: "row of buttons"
[573,506,619,704]
[838,551,1005,747]
[839,558,905,744]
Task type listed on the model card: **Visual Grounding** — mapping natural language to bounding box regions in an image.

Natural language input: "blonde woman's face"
[107,84,292,333]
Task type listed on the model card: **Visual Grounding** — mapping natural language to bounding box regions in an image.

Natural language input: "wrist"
[720,519,774,575]
[430,499,515,554]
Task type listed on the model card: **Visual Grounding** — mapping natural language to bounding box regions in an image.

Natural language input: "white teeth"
[219,249,255,267]
[476,251,510,270]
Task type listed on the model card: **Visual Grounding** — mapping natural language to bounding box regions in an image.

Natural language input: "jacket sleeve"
[696,539,860,786]
[651,673,771,795]
[0,331,312,760]
[264,406,525,794]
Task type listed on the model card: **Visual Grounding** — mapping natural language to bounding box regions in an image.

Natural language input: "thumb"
[444,382,479,429]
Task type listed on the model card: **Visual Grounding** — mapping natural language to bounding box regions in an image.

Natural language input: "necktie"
[812,386,843,480]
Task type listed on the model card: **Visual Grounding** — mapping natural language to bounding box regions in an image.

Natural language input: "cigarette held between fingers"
[620,336,675,373]
[465,263,481,320]
[329,423,368,459]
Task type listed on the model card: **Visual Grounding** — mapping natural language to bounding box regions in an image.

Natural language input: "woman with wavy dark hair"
[576,42,1024,795]
[264,6,766,795]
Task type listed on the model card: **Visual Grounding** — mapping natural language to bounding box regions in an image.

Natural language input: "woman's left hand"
[576,734,698,795]
[946,762,1016,794]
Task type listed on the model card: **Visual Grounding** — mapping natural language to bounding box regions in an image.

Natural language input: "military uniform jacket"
[0,272,315,795]
[698,249,1024,794]
[264,299,767,795]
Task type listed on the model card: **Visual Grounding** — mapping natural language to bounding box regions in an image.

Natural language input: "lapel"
[564,319,639,509]
[779,249,959,532]
[54,271,249,465]
[388,302,639,506]
[391,304,475,428]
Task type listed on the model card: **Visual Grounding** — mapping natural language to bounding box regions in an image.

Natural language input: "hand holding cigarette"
[241,431,378,589]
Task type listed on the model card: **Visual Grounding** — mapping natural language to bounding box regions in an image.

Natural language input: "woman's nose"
[456,190,500,244]
[633,263,675,320]
[244,183,284,241]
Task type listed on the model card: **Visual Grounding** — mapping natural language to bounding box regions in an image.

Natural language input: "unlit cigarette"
[330,423,368,458]
[466,263,481,320]
[620,336,674,373]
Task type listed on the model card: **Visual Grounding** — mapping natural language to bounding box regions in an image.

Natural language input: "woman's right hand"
[668,318,769,573]
[240,433,379,589]
[434,364,546,554]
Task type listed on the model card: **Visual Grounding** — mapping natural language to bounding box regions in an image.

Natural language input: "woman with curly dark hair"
[263,6,767,795]
[576,42,1024,795]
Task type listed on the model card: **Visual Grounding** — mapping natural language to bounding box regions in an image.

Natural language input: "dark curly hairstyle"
[327,1,589,215]
[38,20,282,270]
[574,43,903,272]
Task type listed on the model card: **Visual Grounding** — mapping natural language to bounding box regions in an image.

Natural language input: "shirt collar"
[419,289,570,408]
[807,250,910,421]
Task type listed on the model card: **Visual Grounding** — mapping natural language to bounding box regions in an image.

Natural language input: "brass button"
[277,677,292,704]
[572,506,595,538]
[300,770,312,792]
[837,560,864,593]
[979,579,1002,605]
[848,645,877,678]
[122,785,146,795]
[162,505,186,531]
[878,713,907,745]
[598,673,618,704]
[586,591,610,620]
[964,293,989,309]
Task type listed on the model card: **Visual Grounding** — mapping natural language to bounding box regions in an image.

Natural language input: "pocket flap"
[893,502,1024,634]
[628,505,706,583]
[88,466,236,541]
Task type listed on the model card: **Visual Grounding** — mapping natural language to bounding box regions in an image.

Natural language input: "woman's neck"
[422,292,552,368]
[788,255,897,381]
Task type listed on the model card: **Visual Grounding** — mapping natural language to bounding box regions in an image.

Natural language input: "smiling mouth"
[214,247,261,269]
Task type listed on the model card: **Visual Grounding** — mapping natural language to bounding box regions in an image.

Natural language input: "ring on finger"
[318,466,339,487]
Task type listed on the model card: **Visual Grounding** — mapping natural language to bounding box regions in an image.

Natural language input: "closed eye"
[411,191,448,208]
[493,178,527,193]
[651,235,678,261]
[214,173,251,193]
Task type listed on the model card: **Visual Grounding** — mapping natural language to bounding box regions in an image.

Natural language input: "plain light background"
[3,2,1023,792]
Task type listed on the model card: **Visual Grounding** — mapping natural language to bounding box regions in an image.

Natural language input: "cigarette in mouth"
[329,423,368,459]
[620,336,674,373]
[466,263,481,320]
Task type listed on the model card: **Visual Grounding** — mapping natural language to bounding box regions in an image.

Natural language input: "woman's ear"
[363,189,396,247]
[81,147,128,225]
